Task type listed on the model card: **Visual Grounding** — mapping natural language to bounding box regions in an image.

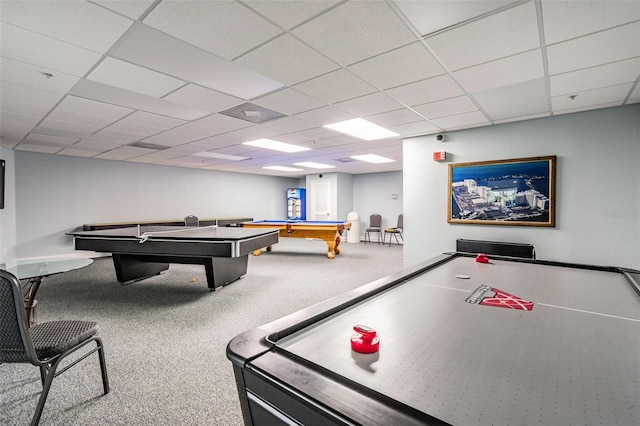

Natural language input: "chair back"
[369,214,382,228]
[0,270,38,364]
[184,215,199,227]
[397,214,403,229]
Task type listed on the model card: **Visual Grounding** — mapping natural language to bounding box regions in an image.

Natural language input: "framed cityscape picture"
[448,155,556,227]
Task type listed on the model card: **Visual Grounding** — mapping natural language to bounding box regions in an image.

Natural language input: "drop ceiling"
[1,0,638,177]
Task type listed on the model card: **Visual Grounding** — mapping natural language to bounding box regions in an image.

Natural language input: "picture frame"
[448,155,556,227]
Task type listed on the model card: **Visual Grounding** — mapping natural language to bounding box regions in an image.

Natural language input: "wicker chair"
[0,270,109,425]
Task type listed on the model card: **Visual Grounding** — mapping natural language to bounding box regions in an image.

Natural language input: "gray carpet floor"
[1,238,403,425]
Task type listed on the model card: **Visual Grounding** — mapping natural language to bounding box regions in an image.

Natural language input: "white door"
[310,180,332,220]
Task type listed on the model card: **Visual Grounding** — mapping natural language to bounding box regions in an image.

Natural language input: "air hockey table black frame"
[226,252,640,426]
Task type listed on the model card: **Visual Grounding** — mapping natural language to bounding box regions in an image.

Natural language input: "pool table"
[227,252,640,426]
[242,220,351,259]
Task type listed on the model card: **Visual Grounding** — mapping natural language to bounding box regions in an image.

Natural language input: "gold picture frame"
[448,155,556,227]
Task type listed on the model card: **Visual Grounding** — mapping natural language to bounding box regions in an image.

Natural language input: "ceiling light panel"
[243,139,311,153]
[293,161,335,169]
[324,118,399,140]
[263,166,305,172]
[350,154,395,164]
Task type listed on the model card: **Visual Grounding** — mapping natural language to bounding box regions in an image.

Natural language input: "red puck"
[351,324,380,353]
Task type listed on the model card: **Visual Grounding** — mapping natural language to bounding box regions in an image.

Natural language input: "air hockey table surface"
[228,253,640,425]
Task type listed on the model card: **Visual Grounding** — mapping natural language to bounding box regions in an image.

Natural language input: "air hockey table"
[227,252,640,425]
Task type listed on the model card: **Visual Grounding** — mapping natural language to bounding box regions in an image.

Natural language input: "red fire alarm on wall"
[433,151,447,161]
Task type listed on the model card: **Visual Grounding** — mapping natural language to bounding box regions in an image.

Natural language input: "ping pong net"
[137,224,217,243]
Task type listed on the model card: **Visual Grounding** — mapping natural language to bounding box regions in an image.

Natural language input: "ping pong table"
[227,252,640,425]
[67,226,279,290]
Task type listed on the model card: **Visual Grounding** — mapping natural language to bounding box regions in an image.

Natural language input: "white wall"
[11,152,298,259]
[404,105,640,269]
[353,171,403,235]
[0,147,17,263]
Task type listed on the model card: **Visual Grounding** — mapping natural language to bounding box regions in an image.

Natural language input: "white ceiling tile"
[91,128,142,144]
[430,110,491,130]
[143,0,282,60]
[70,79,210,121]
[14,143,61,154]
[56,148,98,158]
[1,58,80,94]
[87,57,187,97]
[242,0,340,30]
[90,0,156,20]
[547,22,640,75]
[472,78,549,121]
[542,0,640,44]
[94,145,155,160]
[0,111,41,127]
[0,0,133,53]
[39,117,106,134]
[163,84,244,113]
[494,112,550,125]
[56,96,133,119]
[293,69,376,104]
[453,49,545,93]
[119,111,185,131]
[0,23,102,77]
[262,117,315,135]
[191,114,254,135]
[111,25,284,100]
[551,83,632,112]
[293,1,418,66]
[101,120,163,138]
[550,57,640,97]
[253,88,326,116]
[235,34,339,85]
[72,140,122,152]
[0,82,63,115]
[385,74,465,106]
[334,92,404,117]
[293,105,355,126]
[413,96,479,119]
[425,1,540,70]
[394,0,517,36]
[390,120,441,137]
[348,42,445,90]
[366,108,424,127]
[24,133,78,146]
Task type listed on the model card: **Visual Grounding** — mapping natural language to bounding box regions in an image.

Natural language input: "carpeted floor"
[1,238,403,425]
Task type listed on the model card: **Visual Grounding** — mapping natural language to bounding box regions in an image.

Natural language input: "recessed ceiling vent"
[219,102,286,123]
[335,157,357,163]
[128,141,169,150]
